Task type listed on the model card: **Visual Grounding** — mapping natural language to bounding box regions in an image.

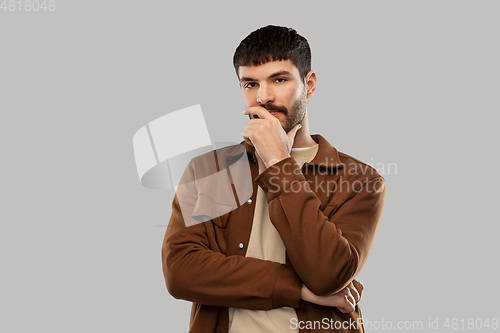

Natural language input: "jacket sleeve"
[161,160,302,310]
[254,157,386,296]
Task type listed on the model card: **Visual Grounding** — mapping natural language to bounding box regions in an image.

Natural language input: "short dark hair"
[233,25,311,80]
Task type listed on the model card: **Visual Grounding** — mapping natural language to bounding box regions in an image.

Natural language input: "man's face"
[238,60,308,133]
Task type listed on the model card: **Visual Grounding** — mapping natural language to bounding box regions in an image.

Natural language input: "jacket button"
[247,199,253,204]
[238,243,244,249]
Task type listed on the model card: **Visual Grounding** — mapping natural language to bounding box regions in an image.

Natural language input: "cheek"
[280,81,302,99]
[293,84,305,100]
[283,87,302,105]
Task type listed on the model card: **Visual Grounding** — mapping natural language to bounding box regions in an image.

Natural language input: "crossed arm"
[162,196,364,313]
[301,279,364,313]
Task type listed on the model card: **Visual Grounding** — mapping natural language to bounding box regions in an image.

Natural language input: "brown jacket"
[162,134,386,332]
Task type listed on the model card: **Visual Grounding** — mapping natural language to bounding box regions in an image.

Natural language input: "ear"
[305,71,317,99]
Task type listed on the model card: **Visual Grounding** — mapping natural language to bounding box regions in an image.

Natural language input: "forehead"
[238,59,300,79]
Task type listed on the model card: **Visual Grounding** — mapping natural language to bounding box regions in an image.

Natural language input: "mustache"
[260,103,288,115]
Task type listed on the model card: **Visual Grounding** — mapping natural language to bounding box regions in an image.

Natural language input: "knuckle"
[355,279,364,288]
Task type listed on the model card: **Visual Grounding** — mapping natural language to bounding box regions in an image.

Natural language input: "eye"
[244,82,258,89]
[275,78,286,83]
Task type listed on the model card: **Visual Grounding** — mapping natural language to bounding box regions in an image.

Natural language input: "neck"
[292,114,316,148]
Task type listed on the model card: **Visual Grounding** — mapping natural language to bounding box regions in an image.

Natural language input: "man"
[162,25,386,332]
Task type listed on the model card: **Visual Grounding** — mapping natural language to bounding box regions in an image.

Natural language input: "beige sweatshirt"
[229,144,319,333]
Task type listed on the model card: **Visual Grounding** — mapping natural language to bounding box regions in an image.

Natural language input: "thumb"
[287,123,302,142]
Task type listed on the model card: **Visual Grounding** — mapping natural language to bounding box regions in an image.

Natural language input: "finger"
[243,120,265,130]
[338,307,354,314]
[243,106,275,120]
[286,123,302,141]
[241,121,266,142]
[241,129,254,146]
[339,295,355,313]
[344,288,356,308]
[348,282,360,304]
[352,279,364,300]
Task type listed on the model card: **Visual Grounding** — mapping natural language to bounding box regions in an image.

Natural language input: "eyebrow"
[239,70,292,84]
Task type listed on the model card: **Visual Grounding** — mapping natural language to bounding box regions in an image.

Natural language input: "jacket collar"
[240,134,343,169]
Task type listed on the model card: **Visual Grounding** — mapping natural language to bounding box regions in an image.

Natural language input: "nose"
[257,83,275,105]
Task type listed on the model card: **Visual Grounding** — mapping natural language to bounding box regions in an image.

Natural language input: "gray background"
[1,1,498,332]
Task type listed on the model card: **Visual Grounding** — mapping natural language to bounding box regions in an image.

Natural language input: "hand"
[242,106,302,168]
[300,279,364,313]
